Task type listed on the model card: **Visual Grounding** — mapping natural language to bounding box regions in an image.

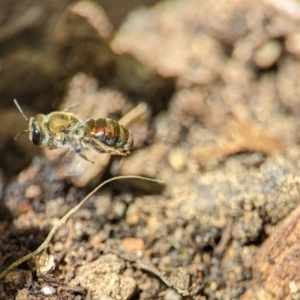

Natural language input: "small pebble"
[286,33,300,56]
[112,201,127,217]
[168,148,187,171]
[289,281,299,294]
[25,184,42,198]
[210,281,218,292]
[15,289,30,300]
[121,237,144,254]
[203,253,211,263]
[53,241,64,252]
[41,286,56,296]
[254,40,282,69]
[126,204,140,225]
[163,288,182,300]
[32,253,56,274]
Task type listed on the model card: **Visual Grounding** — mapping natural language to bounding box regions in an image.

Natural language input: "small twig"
[0,175,164,280]
[119,102,148,127]
[214,220,233,256]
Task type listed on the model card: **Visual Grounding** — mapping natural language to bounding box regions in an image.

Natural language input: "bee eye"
[32,128,41,146]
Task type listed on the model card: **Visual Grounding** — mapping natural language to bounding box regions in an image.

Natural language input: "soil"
[1,0,300,299]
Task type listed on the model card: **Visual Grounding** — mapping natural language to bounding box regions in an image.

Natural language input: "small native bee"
[14,99,133,163]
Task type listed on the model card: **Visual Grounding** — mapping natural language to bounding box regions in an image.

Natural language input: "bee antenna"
[14,130,29,141]
[14,99,29,123]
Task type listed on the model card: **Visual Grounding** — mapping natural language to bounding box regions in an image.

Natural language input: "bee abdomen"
[85,118,133,150]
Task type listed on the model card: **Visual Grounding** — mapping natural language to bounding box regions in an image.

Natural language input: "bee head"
[28,117,42,146]
[14,99,42,146]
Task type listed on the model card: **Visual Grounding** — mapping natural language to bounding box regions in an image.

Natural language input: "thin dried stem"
[0,175,164,279]
[119,102,148,127]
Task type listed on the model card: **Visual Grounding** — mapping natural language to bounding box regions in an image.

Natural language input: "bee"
[14,99,133,163]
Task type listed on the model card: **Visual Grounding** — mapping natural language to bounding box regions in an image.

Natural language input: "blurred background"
[2,0,300,299]
[0,0,164,177]
[0,0,298,178]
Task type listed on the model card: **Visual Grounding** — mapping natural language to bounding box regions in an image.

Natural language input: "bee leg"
[74,145,94,164]
[83,137,128,156]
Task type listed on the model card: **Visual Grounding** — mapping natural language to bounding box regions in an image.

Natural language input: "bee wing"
[48,112,80,133]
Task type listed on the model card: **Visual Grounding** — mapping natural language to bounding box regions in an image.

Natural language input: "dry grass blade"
[0,175,165,280]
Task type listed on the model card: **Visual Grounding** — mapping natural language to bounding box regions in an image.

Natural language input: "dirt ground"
[2,0,300,299]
